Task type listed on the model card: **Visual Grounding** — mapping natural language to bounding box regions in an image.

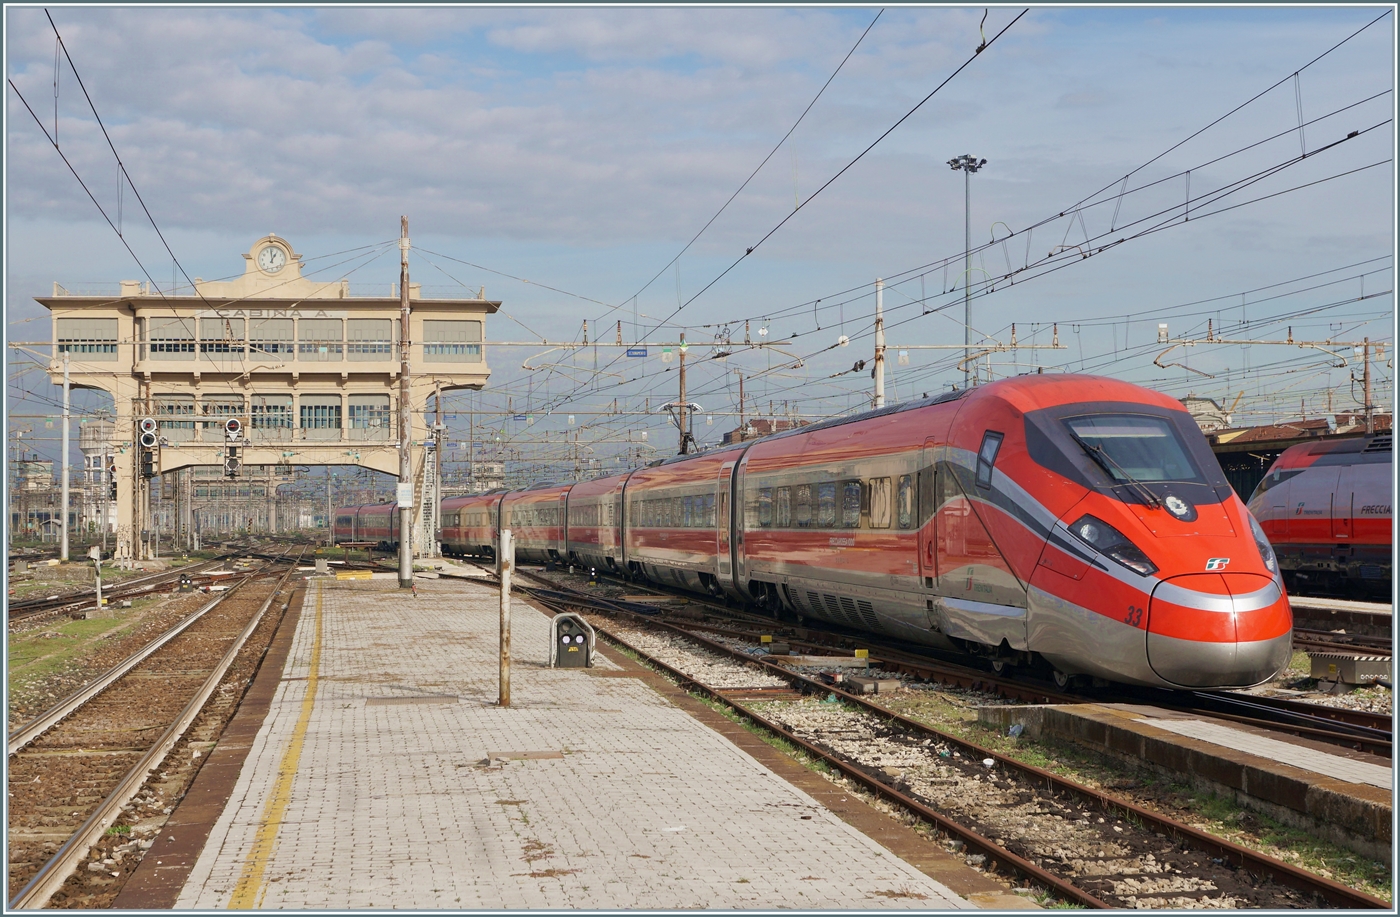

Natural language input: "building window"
[300,395,342,440]
[348,394,391,440]
[298,318,343,361]
[147,317,196,360]
[423,320,482,362]
[56,318,119,360]
[249,318,294,356]
[200,317,246,356]
[202,395,244,442]
[155,394,197,443]
[348,319,394,360]
[251,394,294,441]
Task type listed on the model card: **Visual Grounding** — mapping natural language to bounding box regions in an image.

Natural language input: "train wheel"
[1052,669,1076,690]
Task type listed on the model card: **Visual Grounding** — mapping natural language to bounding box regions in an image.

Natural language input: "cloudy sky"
[5,5,1394,475]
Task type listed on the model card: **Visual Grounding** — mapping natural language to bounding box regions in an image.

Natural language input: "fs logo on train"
[1205,558,1230,570]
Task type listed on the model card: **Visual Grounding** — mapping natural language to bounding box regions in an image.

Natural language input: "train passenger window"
[841,481,861,528]
[703,494,715,527]
[976,432,1004,489]
[818,482,837,527]
[776,487,791,527]
[683,496,694,528]
[918,466,935,523]
[758,487,773,527]
[897,475,914,529]
[869,478,892,529]
[674,497,684,526]
[795,485,813,527]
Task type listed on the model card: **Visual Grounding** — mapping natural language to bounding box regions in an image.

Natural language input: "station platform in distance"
[114,571,1026,910]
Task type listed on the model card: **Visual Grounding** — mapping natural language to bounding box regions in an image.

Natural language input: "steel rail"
[525,584,1389,910]
[7,557,302,911]
[8,557,230,614]
[6,576,252,757]
[531,596,1108,909]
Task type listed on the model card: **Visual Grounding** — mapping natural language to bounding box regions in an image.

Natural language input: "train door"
[918,441,938,587]
[716,460,737,591]
[1331,466,1354,540]
[733,455,750,592]
[558,492,569,558]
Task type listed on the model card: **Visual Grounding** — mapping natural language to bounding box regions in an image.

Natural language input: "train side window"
[683,496,694,528]
[897,474,914,529]
[818,482,837,527]
[869,477,892,528]
[977,431,1004,489]
[705,494,716,527]
[758,487,774,527]
[795,484,813,527]
[775,486,791,527]
[674,497,684,526]
[918,466,936,524]
[841,481,861,528]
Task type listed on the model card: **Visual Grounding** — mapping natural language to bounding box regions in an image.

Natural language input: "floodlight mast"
[947,154,987,388]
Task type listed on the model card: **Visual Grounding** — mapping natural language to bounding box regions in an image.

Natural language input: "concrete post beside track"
[499,528,513,708]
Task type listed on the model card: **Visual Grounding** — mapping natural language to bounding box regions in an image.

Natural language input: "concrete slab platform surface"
[164,578,986,909]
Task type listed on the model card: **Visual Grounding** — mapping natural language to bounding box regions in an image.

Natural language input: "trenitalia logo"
[1205,558,1230,571]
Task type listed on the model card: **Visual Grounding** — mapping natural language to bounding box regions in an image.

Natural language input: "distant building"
[721,419,809,445]
[1180,395,1231,432]
[15,460,54,491]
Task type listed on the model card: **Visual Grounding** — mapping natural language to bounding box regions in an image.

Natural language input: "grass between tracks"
[878,688,1393,904]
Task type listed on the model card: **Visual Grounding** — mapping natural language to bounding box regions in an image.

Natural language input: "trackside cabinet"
[551,613,596,668]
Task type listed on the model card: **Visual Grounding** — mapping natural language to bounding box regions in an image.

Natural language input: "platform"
[978,702,1392,861]
[1289,596,1393,638]
[113,576,1028,909]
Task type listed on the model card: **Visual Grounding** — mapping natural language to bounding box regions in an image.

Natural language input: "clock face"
[257,245,287,274]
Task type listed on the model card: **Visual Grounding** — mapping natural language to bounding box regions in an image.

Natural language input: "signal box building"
[40,235,496,561]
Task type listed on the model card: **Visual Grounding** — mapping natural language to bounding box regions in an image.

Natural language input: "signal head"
[139,431,159,449]
[138,417,158,434]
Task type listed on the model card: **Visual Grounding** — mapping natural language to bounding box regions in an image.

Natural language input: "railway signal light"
[137,421,160,479]
[225,417,243,442]
[225,445,241,478]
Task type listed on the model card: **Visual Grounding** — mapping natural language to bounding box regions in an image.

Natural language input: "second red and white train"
[336,374,1295,691]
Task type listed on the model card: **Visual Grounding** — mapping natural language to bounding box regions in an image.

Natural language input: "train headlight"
[1069,514,1158,577]
[1247,512,1277,574]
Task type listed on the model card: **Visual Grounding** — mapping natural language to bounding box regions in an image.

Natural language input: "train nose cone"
[1146,573,1293,688]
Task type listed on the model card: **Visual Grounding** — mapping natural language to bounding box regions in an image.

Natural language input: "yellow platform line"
[228,580,324,909]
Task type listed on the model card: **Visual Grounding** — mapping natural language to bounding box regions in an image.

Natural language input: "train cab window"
[976,432,1004,489]
[758,487,773,527]
[775,487,791,527]
[794,485,813,527]
[869,477,892,528]
[818,482,837,527]
[1063,414,1204,484]
[841,481,861,528]
[897,474,914,529]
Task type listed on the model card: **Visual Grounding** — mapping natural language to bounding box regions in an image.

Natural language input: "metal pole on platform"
[60,352,70,562]
[499,528,513,708]
[398,216,414,588]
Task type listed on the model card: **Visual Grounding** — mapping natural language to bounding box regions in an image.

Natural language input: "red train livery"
[331,503,400,550]
[1246,434,1391,597]
[343,375,1294,689]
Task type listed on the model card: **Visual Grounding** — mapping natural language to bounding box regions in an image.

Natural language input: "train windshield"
[1063,414,1205,484]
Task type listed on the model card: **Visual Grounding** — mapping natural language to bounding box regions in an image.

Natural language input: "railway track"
[503,571,1386,909]
[6,548,305,909]
[497,563,1392,758]
[8,557,240,627]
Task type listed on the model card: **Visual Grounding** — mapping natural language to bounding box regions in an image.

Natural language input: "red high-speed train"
[1246,434,1392,597]
[338,375,1294,689]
